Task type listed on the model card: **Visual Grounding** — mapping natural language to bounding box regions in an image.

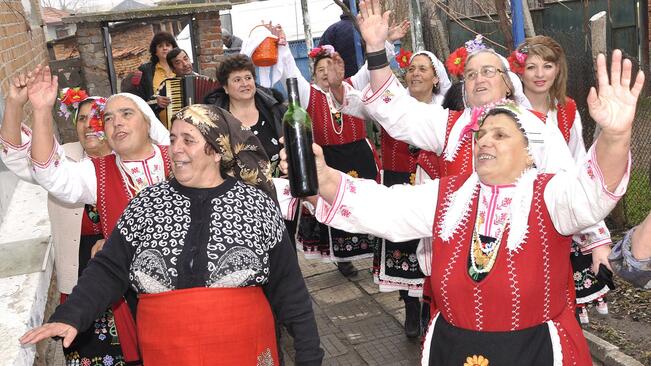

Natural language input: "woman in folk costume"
[510,35,614,323]
[0,78,124,365]
[254,23,403,276]
[0,65,169,365]
[278,41,643,364]
[21,104,324,366]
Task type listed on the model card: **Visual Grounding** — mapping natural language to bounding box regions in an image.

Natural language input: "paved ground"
[280,255,422,366]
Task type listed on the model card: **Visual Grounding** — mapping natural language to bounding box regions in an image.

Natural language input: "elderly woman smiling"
[20,105,324,365]
[280,35,644,366]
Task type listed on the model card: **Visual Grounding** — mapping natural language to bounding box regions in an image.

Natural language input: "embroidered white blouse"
[304,144,629,275]
[0,125,167,205]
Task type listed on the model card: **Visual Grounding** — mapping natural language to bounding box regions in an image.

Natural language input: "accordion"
[162,75,220,129]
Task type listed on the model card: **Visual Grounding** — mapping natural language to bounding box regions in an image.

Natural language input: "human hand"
[20,322,78,348]
[156,96,171,108]
[588,50,645,137]
[26,65,58,111]
[279,137,331,186]
[91,239,106,258]
[327,52,346,92]
[357,0,391,52]
[262,21,286,45]
[388,19,410,42]
[590,244,612,274]
[7,73,30,107]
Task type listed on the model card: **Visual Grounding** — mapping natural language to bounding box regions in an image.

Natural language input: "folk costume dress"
[0,93,171,365]
[534,97,614,311]
[277,44,383,261]
[310,142,630,365]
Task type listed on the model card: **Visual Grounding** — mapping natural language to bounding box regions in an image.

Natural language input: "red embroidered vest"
[92,145,171,237]
[380,130,417,173]
[431,173,574,330]
[416,110,469,180]
[306,80,368,146]
[555,98,576,143]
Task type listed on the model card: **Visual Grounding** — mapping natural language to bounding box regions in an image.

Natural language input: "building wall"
[0,0,49,225]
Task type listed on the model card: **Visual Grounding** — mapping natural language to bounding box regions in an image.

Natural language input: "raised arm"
[0,73,37,182]
[546,50,643,235]
[589,50,644,191]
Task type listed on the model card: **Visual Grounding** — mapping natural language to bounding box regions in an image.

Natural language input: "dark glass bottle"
[283,78,319,197]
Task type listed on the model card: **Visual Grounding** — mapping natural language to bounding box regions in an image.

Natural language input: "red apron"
[137,287,279,365]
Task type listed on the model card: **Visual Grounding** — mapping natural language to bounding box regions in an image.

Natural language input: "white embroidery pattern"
[117,180,285,293]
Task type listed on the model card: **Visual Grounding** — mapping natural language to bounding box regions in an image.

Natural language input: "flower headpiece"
[445,35,487,77]
[462,98,520,137]
[57,87,89,120]
[308,44,335,59]
[507,46,529,75]
[395,48,413,69]
[78,97,107,140]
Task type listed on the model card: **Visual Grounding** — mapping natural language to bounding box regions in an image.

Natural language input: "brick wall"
[52,38,78,59]
[0,2,49,105]
[111,23,155,50]
[196,11,223,78]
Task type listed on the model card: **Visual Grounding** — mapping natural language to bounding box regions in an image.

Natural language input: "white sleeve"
[30,139,98,205]
[0,124,37,183]
[314,172,437,242]
[572,220,612,253]
[358,74,449,153]
[567,112,587,163]
[272,177,300,220]
[350,41,396,91]
[278,45,311,109]
[331,83,369,119]
[545,144,630,236]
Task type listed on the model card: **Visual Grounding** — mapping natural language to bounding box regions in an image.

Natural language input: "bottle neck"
[286,78,301,108]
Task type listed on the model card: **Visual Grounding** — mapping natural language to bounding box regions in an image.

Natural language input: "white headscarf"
[438,103,574,251]
[106,93,170,145]
[409,50,452,102]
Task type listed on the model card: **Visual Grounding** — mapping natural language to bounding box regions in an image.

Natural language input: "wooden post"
[299,0,314,74]
[590,11,607,141]
[522,0,536,38]
[409,0,425,51]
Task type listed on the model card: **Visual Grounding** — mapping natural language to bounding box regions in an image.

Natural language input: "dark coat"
[319,14,360,78]
[204,85,287,139]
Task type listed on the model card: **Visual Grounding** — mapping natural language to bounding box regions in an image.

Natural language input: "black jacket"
[204,85,287,138]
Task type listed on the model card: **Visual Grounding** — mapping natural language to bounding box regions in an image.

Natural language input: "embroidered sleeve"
[359,74,448,154]
[331,82,368,119]
[314,171,438,242]
[272,177,300,220]
[572,220,612,253]
[609,228,651,289]
[0,124,37,182]
[545,144,631,236]
[30,139,98,205]
[262,192,286,250]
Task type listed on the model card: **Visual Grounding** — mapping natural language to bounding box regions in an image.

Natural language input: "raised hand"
[388,19,410,42]
[6,73,30,107]
[326,52,346,92]
[20,322,78,348]
[357,0,391,51]
[26,65,58,111]
[588,50,645,136]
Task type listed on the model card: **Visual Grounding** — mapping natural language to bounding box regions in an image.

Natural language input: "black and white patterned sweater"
[50,177,324,365]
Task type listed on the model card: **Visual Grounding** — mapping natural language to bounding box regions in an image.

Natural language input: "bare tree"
[40,0,83,12]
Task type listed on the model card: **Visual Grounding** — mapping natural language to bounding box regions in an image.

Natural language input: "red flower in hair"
[445,47,468,77]
[507,50,527,75]
[60,87,88,106]
[395,48,413,69]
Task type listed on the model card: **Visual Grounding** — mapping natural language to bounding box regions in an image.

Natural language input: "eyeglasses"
[463,66,505,81]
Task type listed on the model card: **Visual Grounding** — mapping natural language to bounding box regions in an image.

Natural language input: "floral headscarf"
[173,104,276,199]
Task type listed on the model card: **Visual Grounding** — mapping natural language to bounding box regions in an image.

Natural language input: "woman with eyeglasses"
[511,35,614,324]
